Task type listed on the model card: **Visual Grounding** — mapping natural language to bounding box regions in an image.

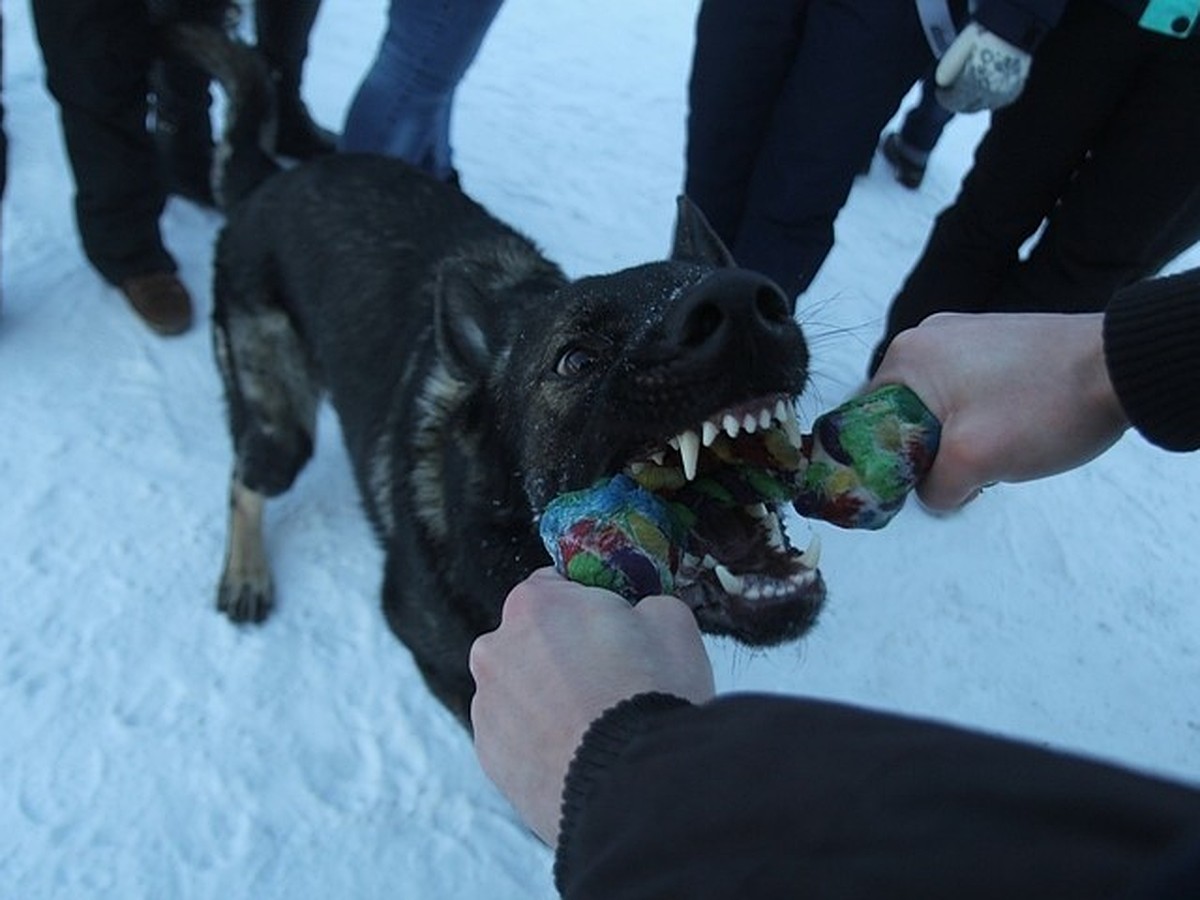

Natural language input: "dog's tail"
[164,23,282,211]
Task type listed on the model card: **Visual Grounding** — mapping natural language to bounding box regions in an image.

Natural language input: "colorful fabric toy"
[539,384,941,600]
[792,383,941,530]
[538,473,686,599]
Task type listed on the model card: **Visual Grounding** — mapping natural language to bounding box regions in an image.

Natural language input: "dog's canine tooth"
[714,564,744,595]
[722,414,741,439]
[701,420,721,447]
[780,405,804,448]
[798,533,822,569]
[678,429,701,481]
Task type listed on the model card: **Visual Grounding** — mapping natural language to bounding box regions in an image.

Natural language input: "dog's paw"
[216,575,274,624]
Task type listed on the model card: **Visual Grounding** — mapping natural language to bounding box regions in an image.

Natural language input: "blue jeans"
[339,0,504,179]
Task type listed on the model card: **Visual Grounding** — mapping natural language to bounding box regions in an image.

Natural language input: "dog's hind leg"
[212,277,320,623]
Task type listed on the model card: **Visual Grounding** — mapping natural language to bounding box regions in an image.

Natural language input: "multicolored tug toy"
[539,384,941,601]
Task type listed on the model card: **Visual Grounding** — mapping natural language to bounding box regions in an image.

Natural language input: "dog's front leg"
[217,478,274,623]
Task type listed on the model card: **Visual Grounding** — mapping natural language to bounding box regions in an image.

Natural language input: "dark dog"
[182,26,825,725]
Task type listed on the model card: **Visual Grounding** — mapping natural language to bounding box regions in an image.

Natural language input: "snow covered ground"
[2,2,1198,897]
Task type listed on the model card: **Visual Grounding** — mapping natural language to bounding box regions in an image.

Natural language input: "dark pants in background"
[878,1,1200,357]
[31,0,177,285]
[685,0,934,303]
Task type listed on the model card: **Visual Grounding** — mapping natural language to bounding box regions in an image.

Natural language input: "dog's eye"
[555,347,597,377]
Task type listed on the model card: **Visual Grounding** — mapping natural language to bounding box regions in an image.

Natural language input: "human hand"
[935,22,1031,112]
[469,568,715,846]
[867,312,1129,510]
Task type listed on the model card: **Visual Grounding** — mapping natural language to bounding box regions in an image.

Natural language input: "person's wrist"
[1078,313,1129,436]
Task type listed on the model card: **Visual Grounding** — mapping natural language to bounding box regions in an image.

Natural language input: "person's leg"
[339,0,505,179]
[998,30,1200,312]
[254,0,336,158]
[31,0,193,334]
[31,0,175,285]
[683,0,807,254]
[872,1,1150,370]
[730,0,932,301]
[899,72,956,154]
[147,0,229,208]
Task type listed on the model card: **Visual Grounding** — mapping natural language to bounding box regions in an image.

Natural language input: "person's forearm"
[555,694,1200,899]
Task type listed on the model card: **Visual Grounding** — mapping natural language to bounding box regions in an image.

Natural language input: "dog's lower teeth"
[723,414,740,438]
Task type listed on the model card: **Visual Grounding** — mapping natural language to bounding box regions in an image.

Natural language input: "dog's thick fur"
[186,26,824,725]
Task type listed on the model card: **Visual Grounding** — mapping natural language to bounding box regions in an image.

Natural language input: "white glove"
[935,22,1032,113]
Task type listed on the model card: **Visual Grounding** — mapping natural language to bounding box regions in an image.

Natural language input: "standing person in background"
[339,0,505,184]
[879,70,956,190]
[683,0,1064,309]
[871,0,1200,373]
[469,265,1200,898]
[32,0,199,335]
[152,0,335,207]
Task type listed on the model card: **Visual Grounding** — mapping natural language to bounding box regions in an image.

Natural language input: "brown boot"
[120,272,194,336]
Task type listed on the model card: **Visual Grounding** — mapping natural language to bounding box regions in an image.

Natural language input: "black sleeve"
[554,693,1200,900]
[1104,267,1200,452]
[972,0,1068,51]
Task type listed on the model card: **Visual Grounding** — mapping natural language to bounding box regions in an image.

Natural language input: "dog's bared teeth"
[767,521,786,550]
[678,429,701,481]
[741,413,758,434]
[779,403,804,448]
[714,564,745,595]
[797,533,822,569]
[667,436,680,451]
[758,408,773,430]
[773,398,789,425]
[747,503,769,519]
[722,414,741,439]
[701,421,721,447]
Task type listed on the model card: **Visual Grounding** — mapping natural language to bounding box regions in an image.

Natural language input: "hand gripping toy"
[539,384,941,601]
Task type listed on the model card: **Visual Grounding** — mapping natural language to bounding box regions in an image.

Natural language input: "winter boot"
[255,0,336,159]
[880,132,929,191]
[150,57,217,207]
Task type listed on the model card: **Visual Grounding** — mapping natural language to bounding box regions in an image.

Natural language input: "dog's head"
[433,198,824,646]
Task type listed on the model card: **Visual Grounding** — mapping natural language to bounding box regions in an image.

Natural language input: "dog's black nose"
[666,268,793,353]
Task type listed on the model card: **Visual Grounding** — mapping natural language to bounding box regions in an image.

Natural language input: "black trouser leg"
[254,0,335,158]
[31,0,174,284]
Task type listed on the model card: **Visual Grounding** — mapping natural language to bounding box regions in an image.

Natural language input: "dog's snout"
[669,269,793,351]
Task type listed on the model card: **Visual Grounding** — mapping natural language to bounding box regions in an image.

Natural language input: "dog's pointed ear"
[670,195,736,268]
[434,266,499,382]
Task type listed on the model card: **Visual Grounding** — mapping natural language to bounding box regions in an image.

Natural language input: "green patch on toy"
[539,384,940,602]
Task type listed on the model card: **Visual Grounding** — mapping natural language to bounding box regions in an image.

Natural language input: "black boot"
[880,132,928,191]
[254,0,336,159]
[150,56,217,207]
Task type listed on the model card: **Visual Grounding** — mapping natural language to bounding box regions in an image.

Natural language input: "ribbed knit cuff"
[1103,269,1200,452]
[553,692,693,892]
